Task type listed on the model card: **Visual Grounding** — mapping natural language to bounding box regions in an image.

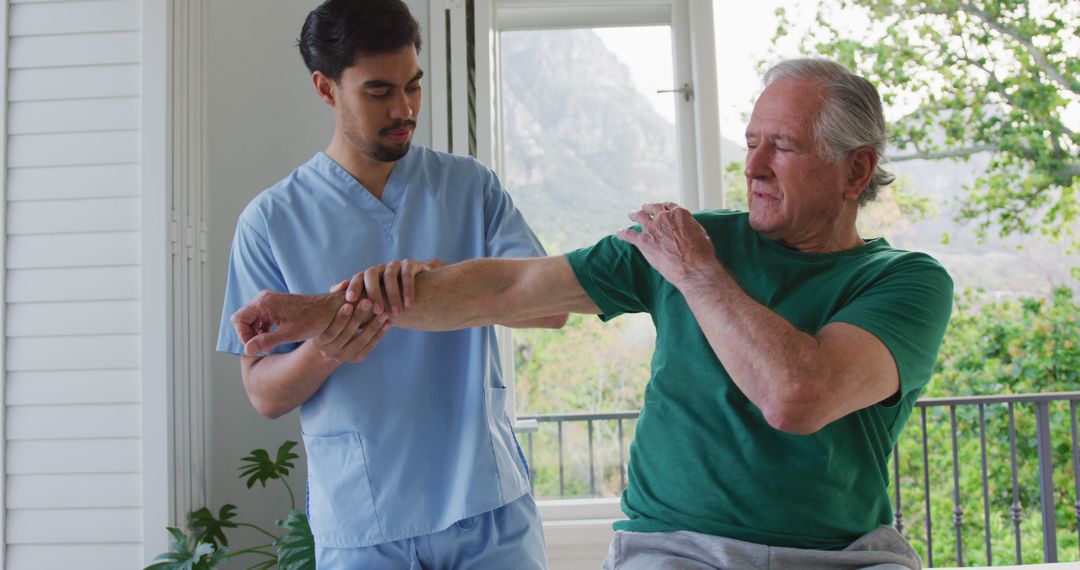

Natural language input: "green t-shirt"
[564,210,953,550]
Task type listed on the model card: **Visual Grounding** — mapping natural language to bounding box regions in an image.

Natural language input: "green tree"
[774,0,1079,240]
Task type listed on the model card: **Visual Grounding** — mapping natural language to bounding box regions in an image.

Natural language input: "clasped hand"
[231,258,442,357]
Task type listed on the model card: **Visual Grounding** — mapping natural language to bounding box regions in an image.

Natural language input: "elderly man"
[232,59,952,568]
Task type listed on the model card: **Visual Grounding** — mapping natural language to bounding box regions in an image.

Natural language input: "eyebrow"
[362,70,424,89]
[744,132,807,150]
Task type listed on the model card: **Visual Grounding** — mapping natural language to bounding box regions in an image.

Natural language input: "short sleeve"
[216,215,298,355]
[829,256,954,398]
[482,168,546,259]
[564,233,658,320]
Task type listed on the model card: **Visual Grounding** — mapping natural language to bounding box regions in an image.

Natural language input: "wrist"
[675,261,729,295]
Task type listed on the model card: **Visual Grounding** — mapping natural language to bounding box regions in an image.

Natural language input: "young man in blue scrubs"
[216,1,564,567]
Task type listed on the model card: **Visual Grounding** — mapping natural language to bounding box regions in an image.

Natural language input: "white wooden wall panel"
[8,164,139,201]
[7,335,140,371]
[7,369,140,405]
[10,1,139,36]
[7,300,139,336]
[9,64,140,102]
[9,97,140,134]
[9,32,140,69]
[8,131,139,168]
[8,544,141,570]
[8,266,139,302]
[6,439,140,474]
[7,232,140,268]
[7,404,140,439]
[7,198,140,235]
[7,508,140,543]
[7,473,140,508]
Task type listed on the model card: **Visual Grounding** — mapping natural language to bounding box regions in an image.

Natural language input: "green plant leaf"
[275,510,316,570]
[239,441,299,488]
[144,527,226,570]
[190,504,238,547]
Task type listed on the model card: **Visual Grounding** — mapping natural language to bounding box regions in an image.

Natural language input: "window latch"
[657,82,694,102]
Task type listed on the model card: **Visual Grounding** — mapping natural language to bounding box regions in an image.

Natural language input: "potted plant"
[145,441,315,570]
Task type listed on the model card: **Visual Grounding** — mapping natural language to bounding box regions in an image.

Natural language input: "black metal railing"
[519,391,1080,566]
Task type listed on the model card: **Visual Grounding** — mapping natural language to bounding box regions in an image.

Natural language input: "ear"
[312,71,337,107]
[845,147,878,202]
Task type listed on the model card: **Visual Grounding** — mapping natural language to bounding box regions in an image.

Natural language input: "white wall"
[4,0,144,568]
[204,0,430,562]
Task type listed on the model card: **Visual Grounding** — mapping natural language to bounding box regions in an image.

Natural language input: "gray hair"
[763,58,895,204]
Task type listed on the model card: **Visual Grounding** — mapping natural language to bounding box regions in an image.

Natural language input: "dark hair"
[299,0,422,82]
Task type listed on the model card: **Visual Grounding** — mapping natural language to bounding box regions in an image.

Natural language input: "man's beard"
[367,140,410,162]
[352,119,417,163]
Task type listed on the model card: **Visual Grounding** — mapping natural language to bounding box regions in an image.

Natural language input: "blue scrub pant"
[316,492,547,569]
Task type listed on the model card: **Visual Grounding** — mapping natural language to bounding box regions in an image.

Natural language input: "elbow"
[248,395,290,420]
[543,313,569,329]
[759,377,828,435]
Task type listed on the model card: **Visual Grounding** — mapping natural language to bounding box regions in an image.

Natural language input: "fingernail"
[341,304,353,316]
[358,299,372,311]
[379,314,390,323]
[393,306,401,317]
[405,296,412,308]
[345,290,357,302]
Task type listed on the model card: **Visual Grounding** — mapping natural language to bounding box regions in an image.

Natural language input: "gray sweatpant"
[602,526,921,570]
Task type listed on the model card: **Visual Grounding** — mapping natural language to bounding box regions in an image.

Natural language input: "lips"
[384,128,412,143]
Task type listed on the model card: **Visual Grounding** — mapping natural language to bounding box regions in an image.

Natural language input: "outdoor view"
[500,1,1078,566]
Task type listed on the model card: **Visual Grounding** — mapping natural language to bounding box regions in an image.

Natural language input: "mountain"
[500,28,742,251]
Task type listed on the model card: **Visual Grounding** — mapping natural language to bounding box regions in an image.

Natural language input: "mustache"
[380,120,416,134]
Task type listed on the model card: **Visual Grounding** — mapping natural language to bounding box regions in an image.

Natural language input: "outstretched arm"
[232,256,598,356]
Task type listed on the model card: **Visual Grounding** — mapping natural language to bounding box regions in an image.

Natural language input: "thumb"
[244,330,289,356]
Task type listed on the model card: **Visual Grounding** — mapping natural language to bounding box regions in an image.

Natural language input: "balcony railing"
[519,391,1080,567]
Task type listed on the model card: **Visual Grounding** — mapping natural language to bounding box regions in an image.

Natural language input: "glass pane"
[499,27,679,499]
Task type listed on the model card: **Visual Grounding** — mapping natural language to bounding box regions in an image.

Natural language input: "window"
[490,1,721,503]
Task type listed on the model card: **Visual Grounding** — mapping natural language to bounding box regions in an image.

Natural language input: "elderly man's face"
[744,78,850,247]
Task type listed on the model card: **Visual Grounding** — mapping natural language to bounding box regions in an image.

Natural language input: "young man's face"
[332,44,423,163]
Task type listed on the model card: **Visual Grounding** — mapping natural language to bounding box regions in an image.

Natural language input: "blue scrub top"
[217,146,545,548]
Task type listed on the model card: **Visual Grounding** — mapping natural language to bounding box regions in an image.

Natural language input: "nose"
[389,90,413,121]
[744,145,772,180]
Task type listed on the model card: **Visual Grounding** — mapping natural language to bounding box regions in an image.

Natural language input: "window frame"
[487,0,723,528]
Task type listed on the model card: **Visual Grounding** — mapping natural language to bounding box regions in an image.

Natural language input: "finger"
[345,319,393,363]
[314,303,355,346]
[230,301,272,347]
[425,258,446,269]
[383,260,404,316]
[329,279,349,293]
[401,260,417,308]
[345,272,365,303]
[364,266,386,315]
[244,329,290,357]
[614,228,642,245]
[639,202,668,216]
[324,304,376,354]
[628,209,653,227]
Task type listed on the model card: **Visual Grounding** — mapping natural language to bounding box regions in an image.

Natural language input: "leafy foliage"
[146,442,313,570]
[276,510,317,570]
[145,527,227,570]
[189,505,238,548]
[773,0,1079,240]
[240,440,299,489]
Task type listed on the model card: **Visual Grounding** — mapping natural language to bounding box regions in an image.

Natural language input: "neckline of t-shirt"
[755,231,890,261]
[312,149,413,210]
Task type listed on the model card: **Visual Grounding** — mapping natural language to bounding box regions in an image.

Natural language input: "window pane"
[500,26,677,415]
[500,27,679,498]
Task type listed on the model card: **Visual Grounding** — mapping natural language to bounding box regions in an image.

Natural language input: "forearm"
[678,265,826,431]
[242,342,341,419]
[388,257,594,330]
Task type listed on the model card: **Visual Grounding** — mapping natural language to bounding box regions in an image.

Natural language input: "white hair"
[763,58,895,204]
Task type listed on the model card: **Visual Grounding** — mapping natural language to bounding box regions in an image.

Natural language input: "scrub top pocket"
[303,431,385,547]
